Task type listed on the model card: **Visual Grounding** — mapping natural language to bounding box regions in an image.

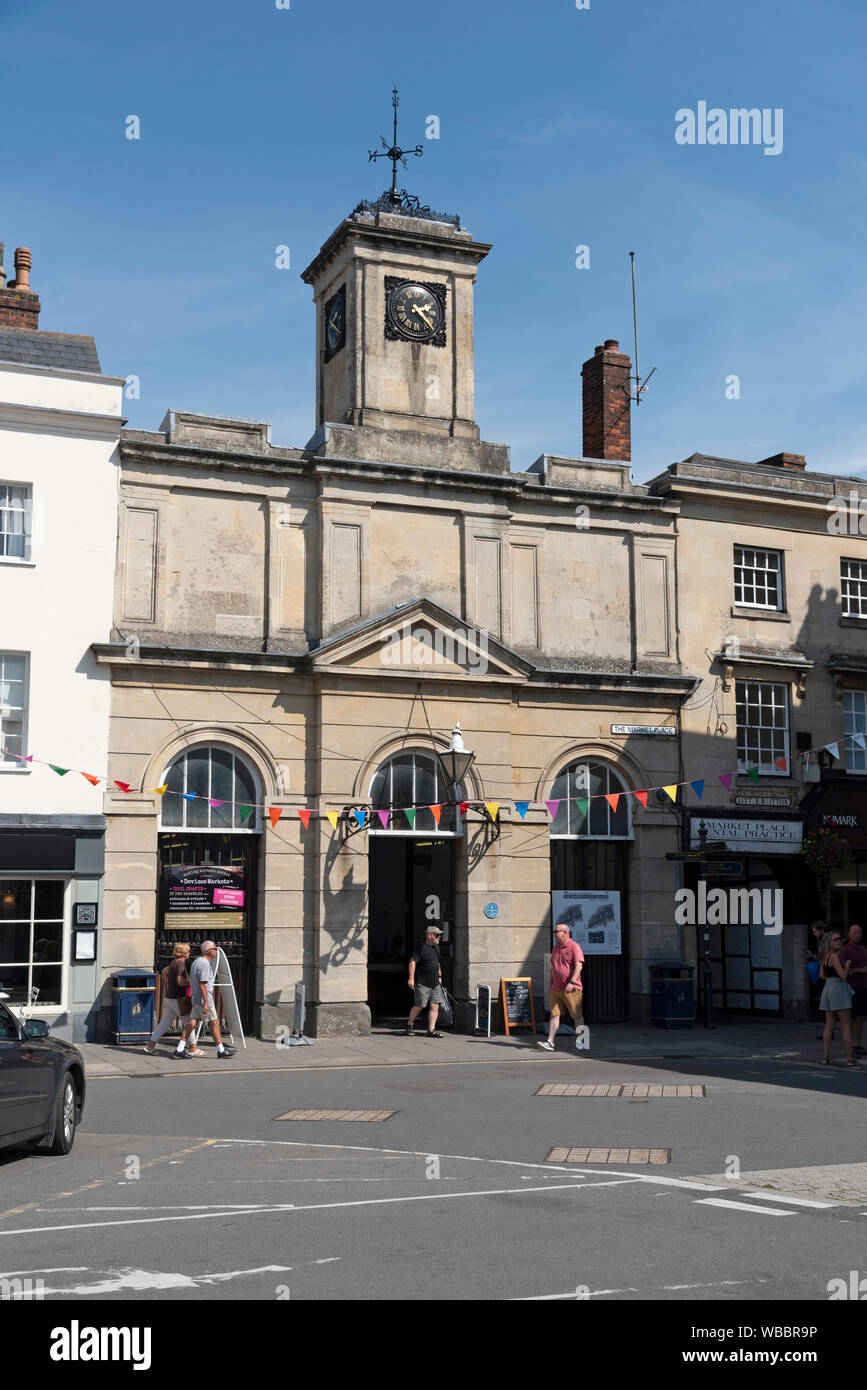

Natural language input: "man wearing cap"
[173,941,236,1060]
[406,926,446,1038]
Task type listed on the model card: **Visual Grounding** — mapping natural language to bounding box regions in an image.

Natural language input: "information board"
[499,977,536,1035]
[552,890,622,955]
[165,865,246,929]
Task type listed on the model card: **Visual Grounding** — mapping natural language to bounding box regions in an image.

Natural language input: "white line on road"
[0,1178,642,1238]
[517,1277,767,1300]
[694,1198,796,1216]
[736,1191,838,1209]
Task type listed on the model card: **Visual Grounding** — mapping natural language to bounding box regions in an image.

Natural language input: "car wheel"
[46,1074,77,1155]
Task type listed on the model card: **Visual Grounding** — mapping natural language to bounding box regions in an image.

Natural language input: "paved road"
[1,1052,865,1301]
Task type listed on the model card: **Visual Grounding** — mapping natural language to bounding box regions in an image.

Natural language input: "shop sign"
[165,866,246,929]
[610,725,676,737]
[688,818,802,855]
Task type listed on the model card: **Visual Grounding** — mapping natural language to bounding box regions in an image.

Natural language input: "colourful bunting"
[485,803,499,821]
[376,810,390,829]
[690,780,704,799]
[430,805,441,826]
[298,809,312,830]
[326,811,340,831]
[545,799,560,819]
[662,785,678,802]
[575,797,589,817]
[718,773,733,791]
[824,743,840,761]
[269,807,283,830]
[49,765,69,776]
[208,798,223,809]
[181,793,197,802]
[773,759,788,771]
[515,801,529,819]
[80,773,101,786]
[854,734,867,750]
[239,804,254,823]
[404,808,416,829]
[459,801,469,814]
[747,767,760,784]
[353,809,367,829]
[605,793,620,814]
[633,790,648,808]
[114,781,133,793]
[150,784,168,795]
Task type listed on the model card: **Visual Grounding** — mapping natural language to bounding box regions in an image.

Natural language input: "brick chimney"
[755,452,806,471]
[581,339,631,462]
[0,246,41,330]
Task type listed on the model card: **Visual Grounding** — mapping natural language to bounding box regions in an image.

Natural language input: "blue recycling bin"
[650,962,695,1029]
[111,967,156,1044]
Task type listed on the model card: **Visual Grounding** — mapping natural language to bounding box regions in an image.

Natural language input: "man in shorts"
[173,941,236,1060]
[406,926,446,1037]
[839,923,867,1056]
[538,921,585,1052]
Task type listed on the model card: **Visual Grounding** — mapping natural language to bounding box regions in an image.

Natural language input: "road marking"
[0,1266,88,1278]
[694,1198,796,1216]
[736,1191,837,1209]
[33,1260,340,1297]
[0,1179,642,1238]
[517,1277,767,1300]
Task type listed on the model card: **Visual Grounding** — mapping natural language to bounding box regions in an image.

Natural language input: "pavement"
[77,1015,853,1077]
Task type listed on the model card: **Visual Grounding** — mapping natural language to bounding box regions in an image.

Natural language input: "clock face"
[324,284,346,361]
[386,280,445,344]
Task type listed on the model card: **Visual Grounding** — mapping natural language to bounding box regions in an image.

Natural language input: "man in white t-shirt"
[173,941,236,1060]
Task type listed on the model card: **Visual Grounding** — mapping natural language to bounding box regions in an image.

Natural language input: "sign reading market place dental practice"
[165,865,246,929]
[688,817,803,855]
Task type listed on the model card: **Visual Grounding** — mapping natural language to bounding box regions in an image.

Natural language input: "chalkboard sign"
[499,977,536,1035]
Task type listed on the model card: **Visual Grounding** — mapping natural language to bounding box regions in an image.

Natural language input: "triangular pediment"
[310,599,532,682]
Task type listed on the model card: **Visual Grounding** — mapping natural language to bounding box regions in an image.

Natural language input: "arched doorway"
[548,757,632,1022]
[156,744,262,1029]
[366,750,461,1022]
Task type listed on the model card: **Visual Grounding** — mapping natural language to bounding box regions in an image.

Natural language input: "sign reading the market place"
[610,725,676,737]
[165,866,246,929]
[688,818,803,855]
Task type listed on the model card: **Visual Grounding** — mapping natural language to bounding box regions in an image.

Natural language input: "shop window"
[159,745,261,832]
[841,559,867,619]
[548,759,632,839]
[0,652,28,765]
[0,484,31,562]
[369,751,459,835]
[844,690,867,773]
[736,680,789,774]
[733,546,782,610]
[0,878,65,1006]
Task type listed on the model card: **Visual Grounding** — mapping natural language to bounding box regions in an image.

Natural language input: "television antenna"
[629,251,656,405]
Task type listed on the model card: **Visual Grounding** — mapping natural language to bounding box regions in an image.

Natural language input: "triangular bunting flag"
[326,811,340,831]
[459,801,469,814]
[633,790,648,808]
[268,807,283,830]
[114,781,133,793]
[718,773,733,791]
[854,733,867,750]
[514,801,529,819]
[208,798,223,808]
[298,809,312,830]
[690,780,704,799]
[49,765,69,776]
[773,758,788,771]
[574,797,589,817]
[662,785,678,802]
[150,784,168,795]
[404,808,416,829]
[747,767,760,784]
[80,773,101,786]
[824,743,840,760]
[485,803,499,821]
[605,793,620,814]
[181,793,197,802]
[377,810,390,829]
[545,799,560,819]
[239,804,254,823]
[353,810,367,829]
[430,805,441,826]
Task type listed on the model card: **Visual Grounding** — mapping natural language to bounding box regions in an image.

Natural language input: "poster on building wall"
[165,866,246,930]
[551,890,622,955]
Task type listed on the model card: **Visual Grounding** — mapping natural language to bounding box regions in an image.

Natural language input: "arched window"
[159,745,261,833]
[369,750,460,835]
[548,759,632,839]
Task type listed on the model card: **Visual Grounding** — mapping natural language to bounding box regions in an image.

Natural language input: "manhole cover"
[535,1083,704,1098]
[545,1146,671,1164]
[273,1109,396,1122]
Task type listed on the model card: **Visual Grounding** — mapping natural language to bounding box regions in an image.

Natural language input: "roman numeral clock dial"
[384,278,446,346]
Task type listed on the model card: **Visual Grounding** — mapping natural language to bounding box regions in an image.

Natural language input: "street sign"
[699,861,743,876]
[664,845,725,861]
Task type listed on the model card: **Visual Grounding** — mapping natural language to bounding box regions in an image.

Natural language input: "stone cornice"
[0,401,124,440]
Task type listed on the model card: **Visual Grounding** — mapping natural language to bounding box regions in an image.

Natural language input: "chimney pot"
[603,338,620,350]
[0,243,40,328]
[12,246,32,293]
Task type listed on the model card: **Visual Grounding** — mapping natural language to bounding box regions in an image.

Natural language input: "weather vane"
[369,87,423,207]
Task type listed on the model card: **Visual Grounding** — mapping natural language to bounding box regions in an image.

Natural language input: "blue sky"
[2,0,866,480]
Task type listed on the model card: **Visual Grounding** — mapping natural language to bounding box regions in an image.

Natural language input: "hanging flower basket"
[802,828,852,916]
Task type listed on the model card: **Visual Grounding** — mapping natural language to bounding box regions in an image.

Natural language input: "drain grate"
[536,1083,704,1098]
[273,1109,396,1122]
[546,1146,671,1164]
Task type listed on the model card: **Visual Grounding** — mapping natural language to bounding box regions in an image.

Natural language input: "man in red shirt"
[538,921,585,1052]
[839,923,867,1055]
